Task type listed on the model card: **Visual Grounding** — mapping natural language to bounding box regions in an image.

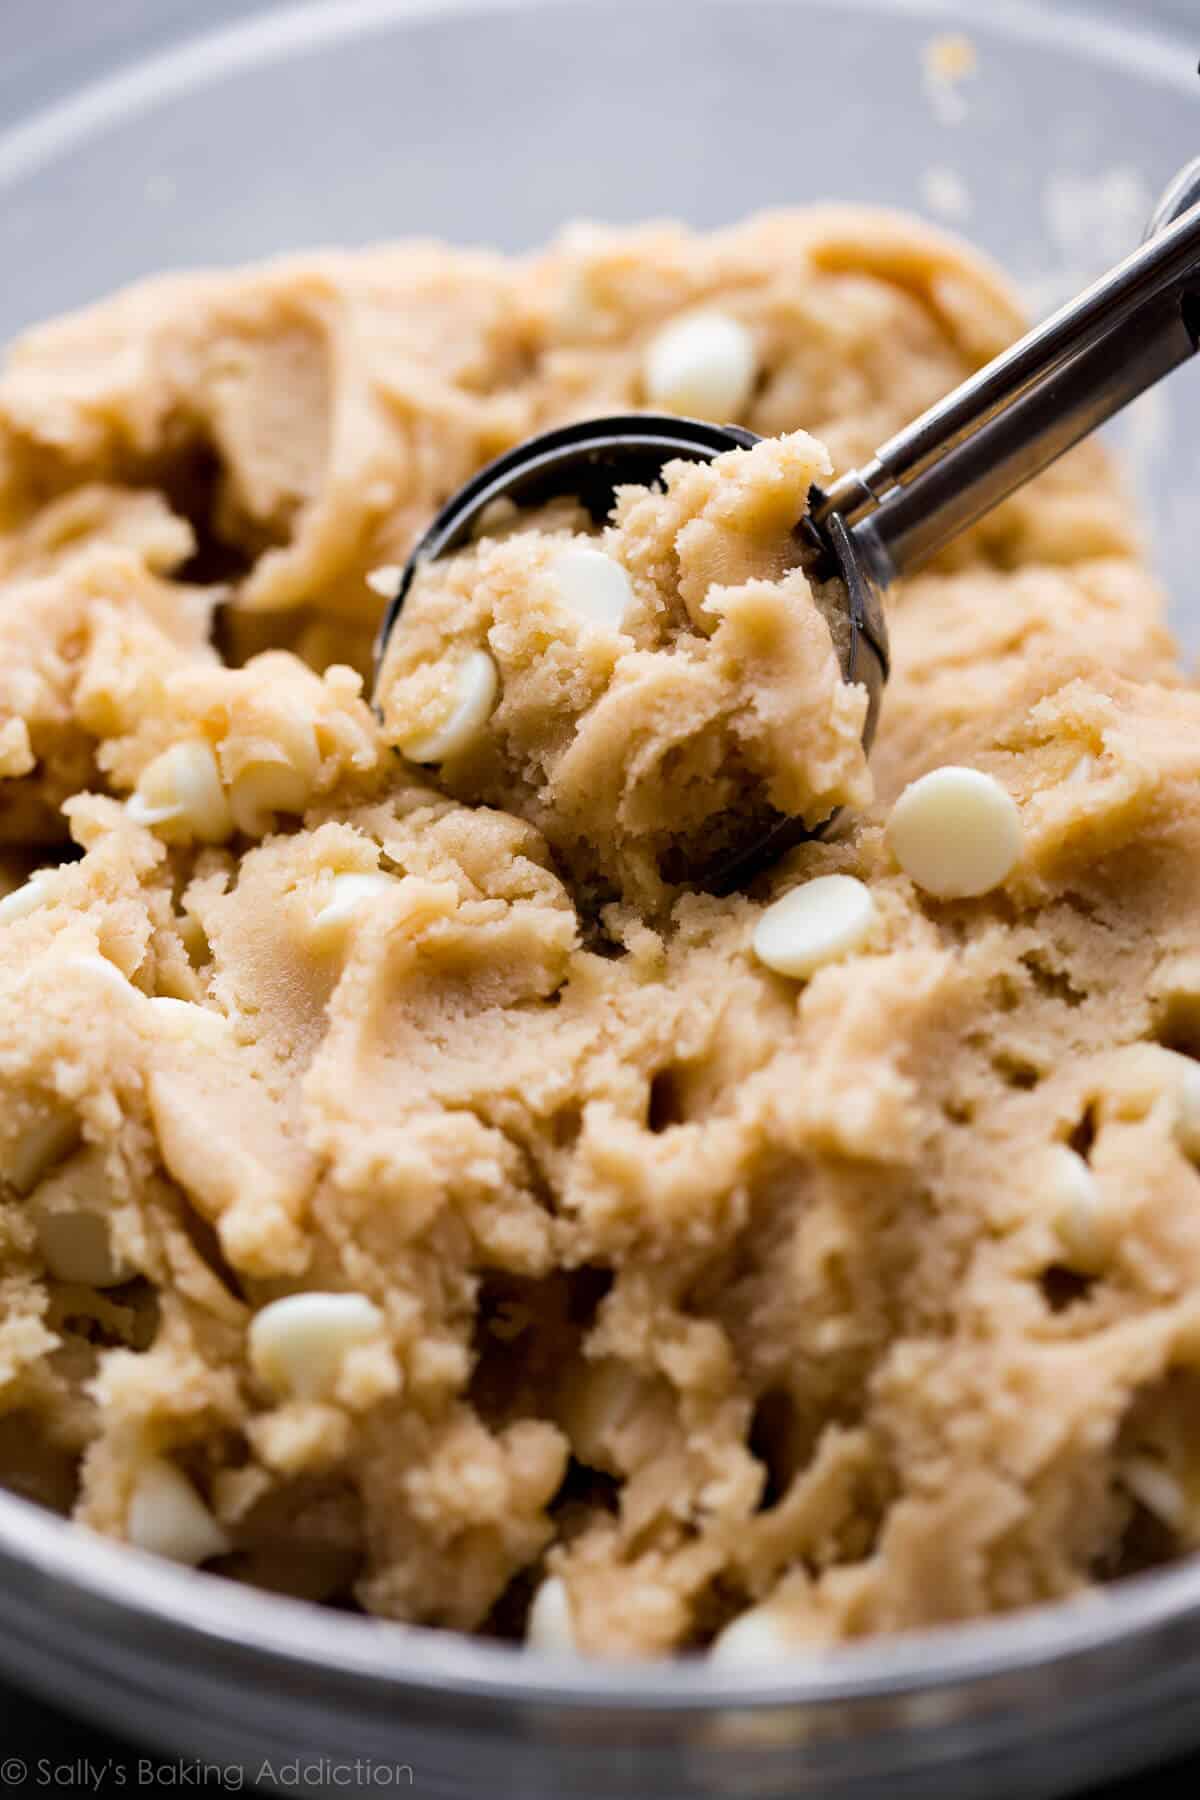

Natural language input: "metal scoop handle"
[815,159,1200,585]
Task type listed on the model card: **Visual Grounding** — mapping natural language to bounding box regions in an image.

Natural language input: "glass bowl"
[1,3,1199,1794]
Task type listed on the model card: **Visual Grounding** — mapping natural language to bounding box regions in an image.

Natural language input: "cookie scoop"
[376,158,1200,888]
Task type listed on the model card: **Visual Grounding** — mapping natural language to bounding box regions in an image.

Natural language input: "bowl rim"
[3,1479,1200,1714]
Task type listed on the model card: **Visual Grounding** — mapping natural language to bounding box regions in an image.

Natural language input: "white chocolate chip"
[400,650,498,764]
[1123,1456,1187,1529]
[249,1291,387,1401]
[9,1107,79,1196]
[547,545,633,635]
[643,310,757,420]
[149,996,233,1051]
[752,874,876,980]
[1127,1458,1188,1530]
[1046,1145,1108,1273]
[228,738,319,838]
[310,872,396,949]
[472,497,519,541]
[223,705,322,838]
[127,740,233,844]
[0,875,49,924]
[365,564,404,600]
[28,1148,133,1288]
[710,1606,794,1665]
[887,766,1022,899]
[525,1575,577,1652]
[127,1458,231,1566]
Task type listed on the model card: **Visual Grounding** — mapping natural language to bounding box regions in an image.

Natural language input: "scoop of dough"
[377,433,872,910]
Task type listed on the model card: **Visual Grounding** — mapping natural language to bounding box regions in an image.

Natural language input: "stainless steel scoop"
[375,157,1200,888]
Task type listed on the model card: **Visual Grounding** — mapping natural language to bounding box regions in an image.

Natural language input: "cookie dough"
[0,209,1194,1659]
